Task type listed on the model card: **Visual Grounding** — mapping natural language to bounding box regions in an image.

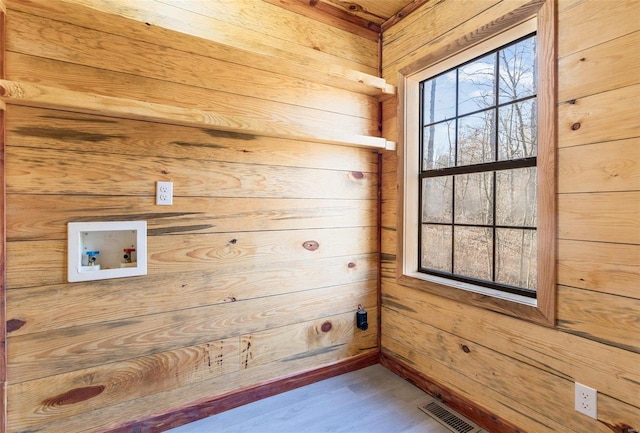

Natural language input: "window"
[398,5,555,326]
[420,33,538,299]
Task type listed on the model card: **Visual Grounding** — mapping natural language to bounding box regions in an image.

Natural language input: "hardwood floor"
[166,364,476,433]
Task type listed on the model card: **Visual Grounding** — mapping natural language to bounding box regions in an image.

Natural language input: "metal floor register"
[418,397,486,433]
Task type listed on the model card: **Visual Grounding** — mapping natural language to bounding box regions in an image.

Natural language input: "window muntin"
[418,33,538,298]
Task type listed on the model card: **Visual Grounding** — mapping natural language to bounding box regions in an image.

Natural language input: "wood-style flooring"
[166,364,476,433]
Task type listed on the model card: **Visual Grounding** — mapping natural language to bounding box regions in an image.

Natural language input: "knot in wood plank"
[6,318,26,333]
[321,321,333,333]
[303,240,319,251]
[42,385,106,407]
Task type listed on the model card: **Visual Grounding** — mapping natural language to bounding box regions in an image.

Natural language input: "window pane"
[499,36,537,103]
[422,177,453,223]
[454,172,494,225]
[415,26,543,299]
[422,70,457,123]
[496,167,537,227]
[457,110,495,166]
[496,228,537,290]
[453,227,493,280]
[497,98,537,160]
[458,53,496,116]
[421,224,452,272]
[423,120,455,170]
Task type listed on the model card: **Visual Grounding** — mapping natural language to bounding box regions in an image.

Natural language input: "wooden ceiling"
[320,0,422,25]
[265,0,427,36]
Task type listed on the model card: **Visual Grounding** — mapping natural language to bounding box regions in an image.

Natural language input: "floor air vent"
[418,398,484,433]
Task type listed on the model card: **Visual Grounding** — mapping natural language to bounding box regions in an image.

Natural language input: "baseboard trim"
[108,351,379,433]
[380,352,525,433]
[107,351,521,433]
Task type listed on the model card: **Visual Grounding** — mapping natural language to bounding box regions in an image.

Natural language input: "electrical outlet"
[156,181,173,206]
[575,382,597,419]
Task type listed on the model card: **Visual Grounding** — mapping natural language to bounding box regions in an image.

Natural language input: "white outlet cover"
[156,181,173,205]
[575,382,597,419]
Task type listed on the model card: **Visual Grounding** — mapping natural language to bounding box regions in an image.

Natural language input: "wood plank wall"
[1,1,380,431]
[380,0,639,432]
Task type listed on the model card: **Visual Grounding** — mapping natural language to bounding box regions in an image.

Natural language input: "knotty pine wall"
[380,0,639,432]
[2,1,380,432]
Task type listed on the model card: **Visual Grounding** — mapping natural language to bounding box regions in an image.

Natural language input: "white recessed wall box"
[68,221,147,282]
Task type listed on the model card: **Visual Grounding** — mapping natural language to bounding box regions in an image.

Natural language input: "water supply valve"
[123,248,136,263]
[85,250,100,266]
[82,250,101,271]
[356,304,368,331]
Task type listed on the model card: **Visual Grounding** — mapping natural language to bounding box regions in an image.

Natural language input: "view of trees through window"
[419,34,538,297]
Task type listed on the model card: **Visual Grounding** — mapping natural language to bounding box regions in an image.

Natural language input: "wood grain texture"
[6,12,376,118]
[383,0,501,71]
[5,0,390,95]
[558,191,640,244]
[383,335,639,433]
[6,105,379,172]
[18,347,378,433]
[558,0,640,57]
[7,226,377,288]
[6,195,376,242]
[147,0,378,68]
[5,146,377,199]
[263,0,381,38]
[8,339,240,431]
[0,4,6,433]
[558,138,640,193]
[8,282,377,383]
[382,311,589,433]
[380,0,432,31]
[534,0,557,326]
[324,0,415,26]
[4,52,384,127]
[558,239,640,298]
[0,80,383,149]
[558,31,640,102]
[557,285,640,353]
[7,256,376,336]
[240,311,378,369]
[12,0,378,74]
[558,84,640,148]
[382,279,640,406]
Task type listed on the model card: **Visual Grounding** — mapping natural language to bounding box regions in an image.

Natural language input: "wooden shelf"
[5,0,396,98]
[0,80,395,150]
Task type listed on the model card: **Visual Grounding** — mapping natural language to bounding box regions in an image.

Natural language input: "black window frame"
[417,32,538,299]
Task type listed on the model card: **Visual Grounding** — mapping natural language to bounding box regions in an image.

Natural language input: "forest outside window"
[399,9,555,325]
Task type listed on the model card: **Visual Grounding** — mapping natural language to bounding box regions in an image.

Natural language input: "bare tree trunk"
[427,80,436,166]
